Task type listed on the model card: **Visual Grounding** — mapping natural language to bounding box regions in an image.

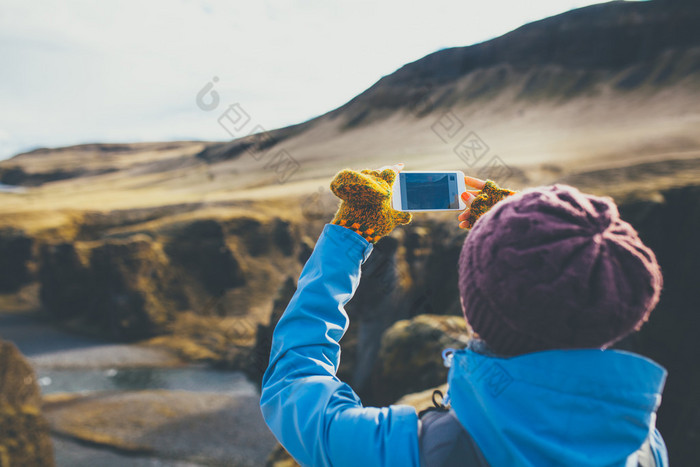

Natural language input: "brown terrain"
[0,0,699,465]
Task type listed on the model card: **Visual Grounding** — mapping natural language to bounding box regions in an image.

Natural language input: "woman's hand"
[457,175,486,229]
[457,176,516,230]
[330,162,412,243]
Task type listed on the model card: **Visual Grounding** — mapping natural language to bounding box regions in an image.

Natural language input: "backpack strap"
[418,409,489,467]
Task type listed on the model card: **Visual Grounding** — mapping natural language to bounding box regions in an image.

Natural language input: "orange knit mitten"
[330,168,412,243]
[461,180,516,230]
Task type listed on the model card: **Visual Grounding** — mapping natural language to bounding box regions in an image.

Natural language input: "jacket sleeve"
[260,224,420,467]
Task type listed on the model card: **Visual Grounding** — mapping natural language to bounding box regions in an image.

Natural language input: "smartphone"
[392,171,467,212]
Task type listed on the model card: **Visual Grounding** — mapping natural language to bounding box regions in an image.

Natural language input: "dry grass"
[1,83,699,239]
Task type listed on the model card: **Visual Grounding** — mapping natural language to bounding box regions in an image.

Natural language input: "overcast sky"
[0,0,609,161]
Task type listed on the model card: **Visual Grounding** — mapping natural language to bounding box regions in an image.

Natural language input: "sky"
[0,0,610,161]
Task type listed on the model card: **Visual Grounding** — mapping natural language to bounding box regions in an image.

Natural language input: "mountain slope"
[191,0,700,198]
[1,0,700,216]
[331,0,700,122]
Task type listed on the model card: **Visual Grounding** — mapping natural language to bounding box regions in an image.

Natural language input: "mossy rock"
[0,228,34,293]
[40,235,180,340]
[0,341,54,466]
[163,219,245,296]
[39,242,91,320]
[370,314,471,405]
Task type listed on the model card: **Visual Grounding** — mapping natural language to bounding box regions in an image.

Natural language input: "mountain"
[2,0,700,214]
[193,0,700,193]
[319,0,700,126]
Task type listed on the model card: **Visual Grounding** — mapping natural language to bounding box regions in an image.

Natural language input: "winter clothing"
[458,183,663,356]
[329,168,509,241]
[330,168,412,243]
[419,409,489,466]
[260,223,668,467]
[461,180,516,229]
[260,171,668,466]
[418,339,668,467]
[261,224,420,466]
[448,344,667,466]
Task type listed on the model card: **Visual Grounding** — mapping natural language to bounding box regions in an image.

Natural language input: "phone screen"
[400,172,460,210]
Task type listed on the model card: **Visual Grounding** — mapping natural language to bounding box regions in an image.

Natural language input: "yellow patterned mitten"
[330,168,412,243]
[462,180,516,230]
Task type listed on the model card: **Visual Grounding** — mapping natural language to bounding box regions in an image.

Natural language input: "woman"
[260,164,667,466]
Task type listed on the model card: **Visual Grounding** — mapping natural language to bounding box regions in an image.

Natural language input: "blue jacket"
[260,224,668,466]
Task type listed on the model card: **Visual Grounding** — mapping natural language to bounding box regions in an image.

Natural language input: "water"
[0,312,271,465]
[0,182,27,193]
[0,312,259,398]
[37,366,258,396]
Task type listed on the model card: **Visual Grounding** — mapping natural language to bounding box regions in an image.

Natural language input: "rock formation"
[0,341,54,466]
[0,228,34,293]
[40,235,182,340]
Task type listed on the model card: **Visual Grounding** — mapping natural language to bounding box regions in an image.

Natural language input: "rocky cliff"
[2,2,699,201]
[29,213,302,343]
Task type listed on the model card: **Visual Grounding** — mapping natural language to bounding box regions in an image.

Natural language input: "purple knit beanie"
[458,184,663,355]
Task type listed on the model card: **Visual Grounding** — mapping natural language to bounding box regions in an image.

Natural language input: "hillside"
[1,0,699,229]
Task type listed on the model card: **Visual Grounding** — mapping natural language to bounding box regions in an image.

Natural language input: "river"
[0,312,274,466]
